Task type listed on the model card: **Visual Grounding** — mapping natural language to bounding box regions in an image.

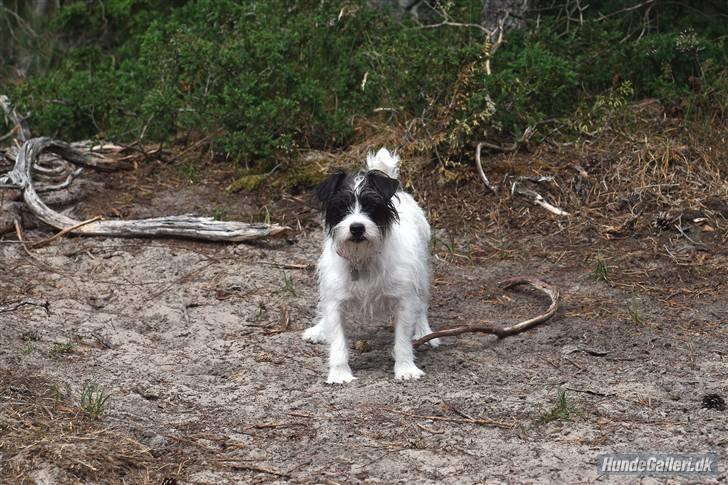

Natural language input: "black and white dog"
[303,148,438,383]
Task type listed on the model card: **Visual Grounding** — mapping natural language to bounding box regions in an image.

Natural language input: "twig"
[563,387,615,398]
[484,18,506,76]
[0,299,49,314]
[384,408,514,429]
[259,261,314,270]
[511,182,571,216]
[595,0,655,21]
[219,462,291,478]
[475,127,535,194]
[14,219,31,257]
[30,216,103,249]
[0,125,18,143]
[413,276,560,347]
[0,94,31,142]
[419,20,489,34]
[475,142,498,194]
[674,218,707,248]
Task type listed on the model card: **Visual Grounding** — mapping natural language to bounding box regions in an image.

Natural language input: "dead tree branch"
[474,126,535,193]
[413,276,560,348]
[4,137,290,242]
[384,408,514,429]
[511,181,571,217]
[0,299,49,314]
[0,94,31,143]
[475,142,498,194]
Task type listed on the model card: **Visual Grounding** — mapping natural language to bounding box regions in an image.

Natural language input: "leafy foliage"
[3,0,727,165]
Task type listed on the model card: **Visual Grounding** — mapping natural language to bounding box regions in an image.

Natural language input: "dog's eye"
[323,192,355,229]
[358,192,382,208]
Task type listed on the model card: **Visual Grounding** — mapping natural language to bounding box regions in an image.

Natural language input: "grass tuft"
[538,388,579,424]
[79,380,111,420]
[281,272,296,297]
[49,340,76,357]
[590,258,609,282]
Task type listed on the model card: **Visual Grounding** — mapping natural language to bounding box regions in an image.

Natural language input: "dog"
[303,148,439,383]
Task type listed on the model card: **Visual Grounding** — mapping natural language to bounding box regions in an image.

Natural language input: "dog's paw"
[327,365,356,384]
[426,337,441,348]
[302,325,328,344]
[394,362,425,381]
[418,337,441,348]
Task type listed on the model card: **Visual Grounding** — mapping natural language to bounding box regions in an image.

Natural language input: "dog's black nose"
[349,223,365,238]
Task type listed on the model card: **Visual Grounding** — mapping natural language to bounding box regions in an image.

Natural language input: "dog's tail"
[366,148,400,179]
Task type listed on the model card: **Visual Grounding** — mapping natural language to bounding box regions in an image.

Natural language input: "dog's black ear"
[367,170,399,200]
[315,169,347,203]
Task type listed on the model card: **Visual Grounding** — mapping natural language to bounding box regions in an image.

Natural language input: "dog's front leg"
[393,299,426,380]
[321,302,355,384]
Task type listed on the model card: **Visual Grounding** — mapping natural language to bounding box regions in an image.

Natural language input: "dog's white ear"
[367,148,400,179]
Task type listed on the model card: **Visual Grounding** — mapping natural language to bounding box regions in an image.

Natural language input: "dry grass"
[0,369,181,484]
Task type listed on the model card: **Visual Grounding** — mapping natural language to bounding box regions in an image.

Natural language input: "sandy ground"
[2,132,728,483]
[2,196,726,483]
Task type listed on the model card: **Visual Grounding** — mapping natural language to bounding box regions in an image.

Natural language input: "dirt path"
[2,147,727,483]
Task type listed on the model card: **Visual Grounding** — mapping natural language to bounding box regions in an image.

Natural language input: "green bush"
[443,3,727,153]
[9,0,481,161]
[4,0,727,164]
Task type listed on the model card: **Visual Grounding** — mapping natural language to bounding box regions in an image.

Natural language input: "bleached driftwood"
[475,142,498,194]
[413,276,560,348]
[0,95,30,143]
[3,137,290,242]
[511,181,571,217]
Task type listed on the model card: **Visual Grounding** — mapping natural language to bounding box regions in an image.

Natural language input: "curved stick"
[6,137,290,242]
[413,276,560,348]
[475,142,498,194]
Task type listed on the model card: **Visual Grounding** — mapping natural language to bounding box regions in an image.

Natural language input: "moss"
[279,162,328,193]
[226,173,266,194]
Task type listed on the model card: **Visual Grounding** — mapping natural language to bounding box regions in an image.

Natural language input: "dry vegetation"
[0,369,179,483]
[1,88,726,484]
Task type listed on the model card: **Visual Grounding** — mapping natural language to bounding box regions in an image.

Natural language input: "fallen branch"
[484,15,507,76]
[475,142,498,194]
[384,408,514,429]
[0,299,49,314]
[218,462,290,479]
[0,201,21,235]
[5,137,290,242]
[474,127,535,193]
[413,276,560,348]
[511,181,571,217]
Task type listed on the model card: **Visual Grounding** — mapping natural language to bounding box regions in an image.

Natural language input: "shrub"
[9,1,482,161]
[4,0,727,165]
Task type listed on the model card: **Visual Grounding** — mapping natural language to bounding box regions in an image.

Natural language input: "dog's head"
[315,169,399,266]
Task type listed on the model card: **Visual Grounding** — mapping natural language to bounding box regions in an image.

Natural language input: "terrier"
[303,148,438,383]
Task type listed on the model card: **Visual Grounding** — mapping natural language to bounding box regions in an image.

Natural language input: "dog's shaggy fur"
[303,148,438,383]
